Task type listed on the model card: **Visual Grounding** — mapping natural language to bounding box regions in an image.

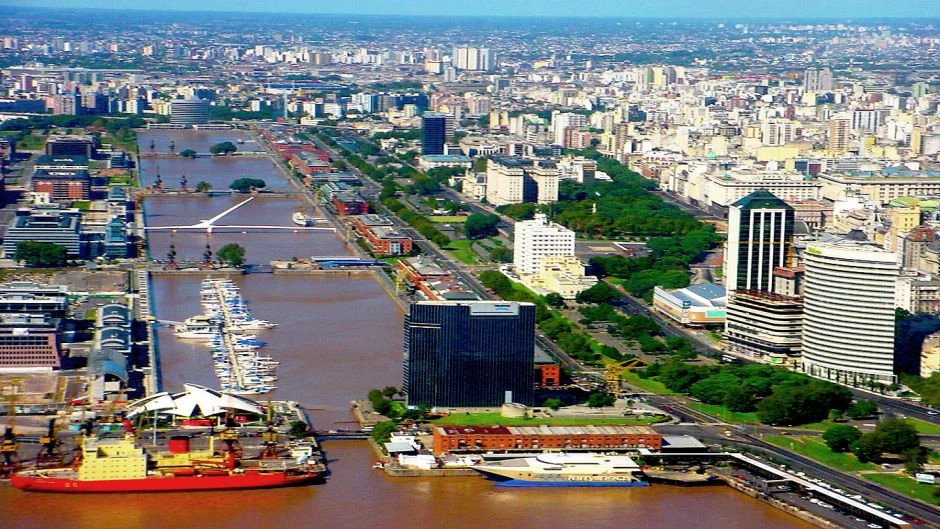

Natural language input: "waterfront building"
[653,283,727,327]
[421,112,448,155]
[329,191,369,215]
[801,242,899,386]
[513,213,575,275]
[0,313,61,372]
[394,257,479,302]
[351,214,413,256]
[403,301,535,408]
[432,425,661,456]
[3,208,83,258]
[170,98,209,127]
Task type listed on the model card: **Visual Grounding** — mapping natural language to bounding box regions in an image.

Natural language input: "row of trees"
[381,197,450,247]
[823,419,925,469]
[641,360,855,425]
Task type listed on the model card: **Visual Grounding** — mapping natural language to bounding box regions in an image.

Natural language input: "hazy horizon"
[5,0,940,19]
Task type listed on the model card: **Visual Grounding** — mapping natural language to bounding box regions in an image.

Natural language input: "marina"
[174,278,279,395]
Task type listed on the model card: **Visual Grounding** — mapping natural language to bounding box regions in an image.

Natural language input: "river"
[0,131,813,529]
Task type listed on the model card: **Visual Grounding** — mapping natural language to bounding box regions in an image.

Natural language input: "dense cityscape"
[0,4,939,528]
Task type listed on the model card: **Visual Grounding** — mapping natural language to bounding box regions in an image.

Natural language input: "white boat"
[174,315,220,339]
[472,453,648,487]
[292,210,315,227]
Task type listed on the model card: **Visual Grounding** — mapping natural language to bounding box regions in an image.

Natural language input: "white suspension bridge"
[143,196,335,234]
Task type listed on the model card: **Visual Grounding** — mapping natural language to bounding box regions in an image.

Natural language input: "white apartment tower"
[801,243,899,385]
[513,214,575,275]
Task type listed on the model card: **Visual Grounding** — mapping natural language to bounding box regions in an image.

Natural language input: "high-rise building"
[513,213,575,275]
[402,301,535,408]
[803,67,833,92]
[724,191,794,293]
[421,112,447,155]
[485,156,559,206]
[552,112,588,147]
[801,242,899,385]
[170,97,209,127]
[827,114,852,153]
[451,47,495,71]
[723,191,800,362]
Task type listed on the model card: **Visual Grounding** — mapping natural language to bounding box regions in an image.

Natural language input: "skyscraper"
[420,112,447,155]
[513,213,575,275]
[402,301,535,408]
[827,114,851,153]
[724,190,794,293]
[803,67,833,92]
[723,191,800,363]
[801,243,899,385]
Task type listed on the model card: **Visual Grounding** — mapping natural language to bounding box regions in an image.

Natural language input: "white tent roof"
[125,383,265,418]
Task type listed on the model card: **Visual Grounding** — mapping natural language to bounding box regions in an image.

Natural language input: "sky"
[8,0,940,19]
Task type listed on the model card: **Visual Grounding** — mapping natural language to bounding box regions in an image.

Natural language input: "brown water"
[0,131,814,529]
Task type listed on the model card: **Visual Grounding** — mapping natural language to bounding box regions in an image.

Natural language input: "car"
[928,411,938,416]
[867,524,882,529]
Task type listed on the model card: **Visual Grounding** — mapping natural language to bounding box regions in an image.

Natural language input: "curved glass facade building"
[170,98,209,127]
[801,243,899,385]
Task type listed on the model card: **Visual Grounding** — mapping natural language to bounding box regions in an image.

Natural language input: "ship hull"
[494,478,649,488]
[11,470,323,493]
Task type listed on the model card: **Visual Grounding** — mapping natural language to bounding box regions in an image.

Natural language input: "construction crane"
[604,357,651,398]
[36,417,64,468]
[0,377,24,476]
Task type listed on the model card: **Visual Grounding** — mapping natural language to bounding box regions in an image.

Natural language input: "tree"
[543,398,563,411]
[288,420,310,438]
[489,246,512,263]
[216,243,246,267]
[874,418,920,455]
[195,181,211,192]
[14,241,69,268]
[901,447,928,473]
[586,392,616,408]
[229,178,266,193]
[545,292,565,308]
[178,149,197,158]
[370,421,398,445]
[575,282,619,304]
[853,432,884,463]
[822,424,862,453]
[463,213,500,240]
[381,386,399,399]
[845,400,878,420]
[209,141,238,155]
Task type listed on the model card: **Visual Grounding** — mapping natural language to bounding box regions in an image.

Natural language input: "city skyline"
[7,0,940,19]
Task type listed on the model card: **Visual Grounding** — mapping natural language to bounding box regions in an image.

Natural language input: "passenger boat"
[11,433,323,493]
[472,453,648,487]
[174,315,220,339]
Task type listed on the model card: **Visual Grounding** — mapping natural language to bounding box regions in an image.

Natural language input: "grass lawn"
[3,132,48,151]
[796,420,836,431]
[443,239,479,265]
[906,417,940,435]
[621,372,674,395]
[685,402,760,424]
[764,435,879,472]
[433,412,664,427]
[428,215,467,223]
[863,473,940,505]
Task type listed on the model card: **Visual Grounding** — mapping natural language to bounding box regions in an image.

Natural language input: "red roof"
[439,426,512,435]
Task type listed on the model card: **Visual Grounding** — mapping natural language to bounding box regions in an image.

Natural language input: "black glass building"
[420,113,447,155]
[403,301,535,408]
[725,190,794,293]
